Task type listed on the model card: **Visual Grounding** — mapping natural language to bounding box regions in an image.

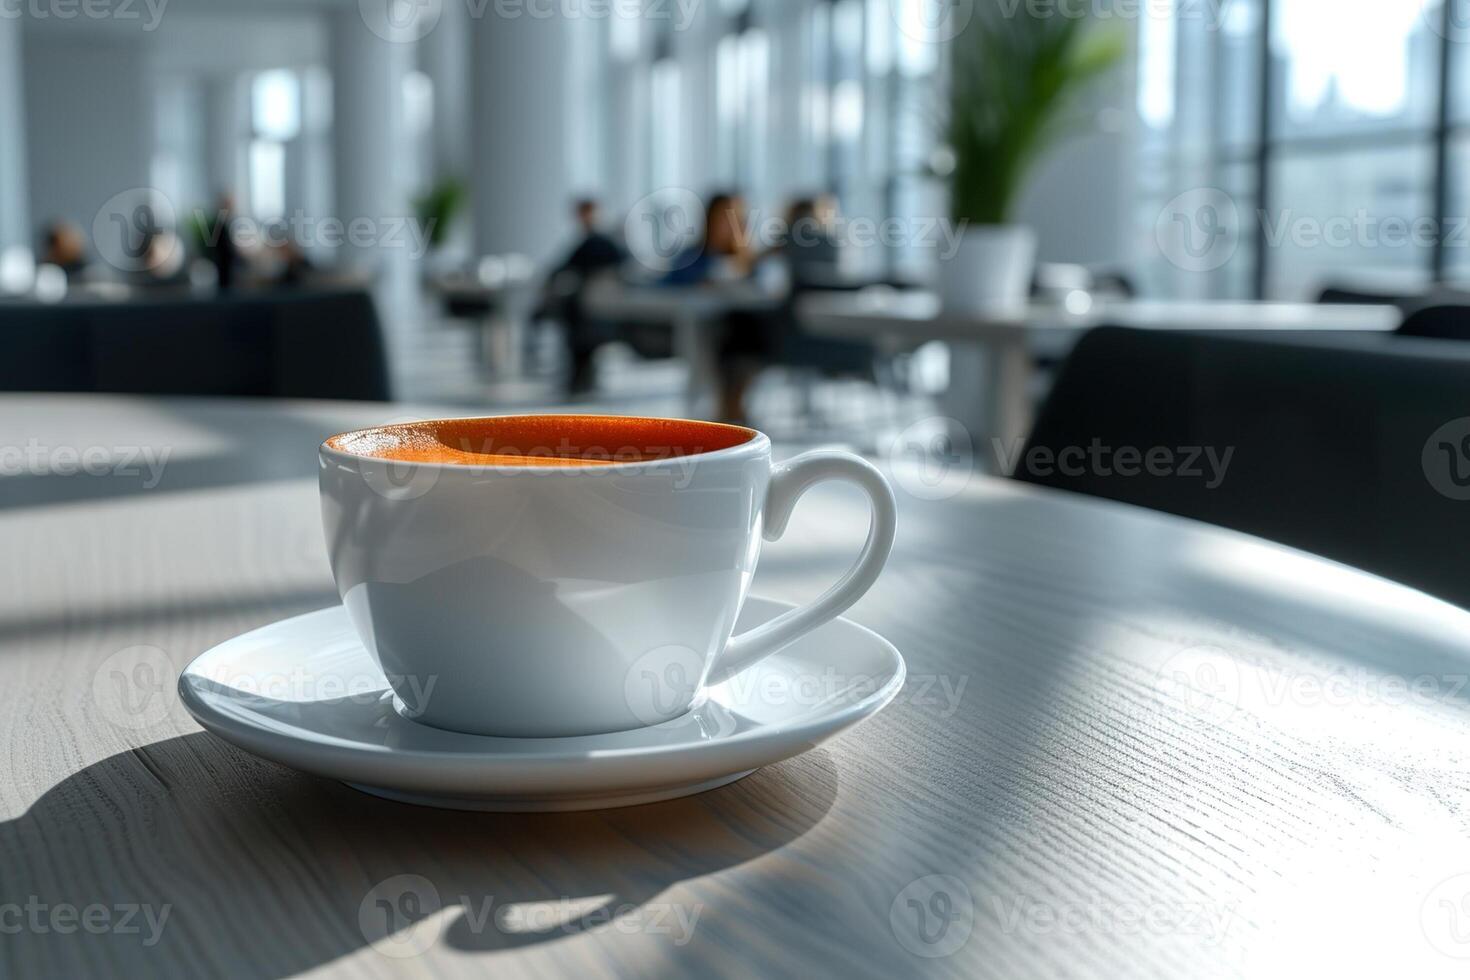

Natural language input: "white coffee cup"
[319,415,896,738]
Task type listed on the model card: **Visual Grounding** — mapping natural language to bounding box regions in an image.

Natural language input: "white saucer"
[178,597,905,811]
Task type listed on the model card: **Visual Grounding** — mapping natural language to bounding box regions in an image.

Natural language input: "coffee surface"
[327,415,756,467]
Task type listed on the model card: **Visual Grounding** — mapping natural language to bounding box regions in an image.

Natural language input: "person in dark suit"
[202,192,243,291]
[543,198,626,393]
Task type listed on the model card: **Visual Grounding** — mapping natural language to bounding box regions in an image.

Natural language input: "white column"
[204,75,244,202]
[471,9,574,264]
[420,0,470,185]
[330,7,413,278]
[0,15,30,251]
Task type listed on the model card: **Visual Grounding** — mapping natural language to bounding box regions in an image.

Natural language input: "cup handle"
[708,450,898,685]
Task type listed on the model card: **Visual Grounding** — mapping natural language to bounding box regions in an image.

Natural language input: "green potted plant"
[413,176,467,269]
[939,7,1123,311]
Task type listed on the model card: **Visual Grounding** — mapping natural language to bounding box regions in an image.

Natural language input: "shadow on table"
[0,732,838,977]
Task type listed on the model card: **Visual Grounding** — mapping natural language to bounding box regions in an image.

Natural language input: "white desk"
[799,290,1403,451]
[584,279,784,416]
[427,271,537,375]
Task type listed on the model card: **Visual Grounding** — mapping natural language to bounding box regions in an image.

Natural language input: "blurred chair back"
[0,289,391,401]
[1317,284,1414,308]
[1398,304,1470,341]
[1016,326,1470,609]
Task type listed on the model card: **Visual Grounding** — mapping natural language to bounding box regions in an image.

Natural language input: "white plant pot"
[938,225,1038,314]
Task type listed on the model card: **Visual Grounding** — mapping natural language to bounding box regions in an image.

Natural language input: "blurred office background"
[0,0,1464,442]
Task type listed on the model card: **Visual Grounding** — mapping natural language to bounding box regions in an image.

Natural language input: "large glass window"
[603,0,944,282]
[1140,0,1453,299]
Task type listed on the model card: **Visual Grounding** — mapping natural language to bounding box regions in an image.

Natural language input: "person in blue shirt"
[660,193,771,421]
[661,193,755,287]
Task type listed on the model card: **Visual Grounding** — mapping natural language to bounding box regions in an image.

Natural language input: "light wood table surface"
[3,394,1469,979]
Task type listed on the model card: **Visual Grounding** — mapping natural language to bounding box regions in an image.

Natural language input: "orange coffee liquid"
[327,415,756,467]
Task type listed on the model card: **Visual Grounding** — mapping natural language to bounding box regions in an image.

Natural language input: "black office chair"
[1317,284,1415,308]
[1015,326,1470,610]
[1398,304,1470,341]
[0,289,392,401]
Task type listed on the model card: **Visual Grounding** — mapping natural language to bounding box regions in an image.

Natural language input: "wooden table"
[798,291,1403,452]
[4,394,1470,978]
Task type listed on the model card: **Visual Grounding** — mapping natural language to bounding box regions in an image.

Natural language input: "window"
[604,0,944,281]
[1140,0,1454,299]
[247,70,300,221]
